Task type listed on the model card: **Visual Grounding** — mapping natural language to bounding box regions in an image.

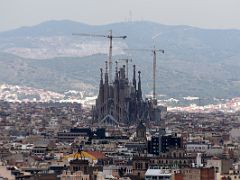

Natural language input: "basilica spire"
[133,65,136,90]
[137,71,142,100]
[104,61,108,84]
[100,68,103,86]
[115,61,119,81]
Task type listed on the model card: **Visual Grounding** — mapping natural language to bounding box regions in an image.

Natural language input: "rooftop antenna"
[129,10,133,22]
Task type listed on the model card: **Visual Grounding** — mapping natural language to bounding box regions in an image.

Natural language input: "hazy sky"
[1,0,240,32]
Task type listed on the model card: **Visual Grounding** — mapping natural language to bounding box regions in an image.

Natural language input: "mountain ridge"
[2,20,240,34]
[1,20,240,99]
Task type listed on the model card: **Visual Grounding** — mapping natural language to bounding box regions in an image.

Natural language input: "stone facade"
[92,62,166,125]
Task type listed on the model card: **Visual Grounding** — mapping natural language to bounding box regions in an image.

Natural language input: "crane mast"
[124,47,164,104]
[152,47,164,103]
[72,30,127,84]
[109,30,113,83]
[153,49,157,102]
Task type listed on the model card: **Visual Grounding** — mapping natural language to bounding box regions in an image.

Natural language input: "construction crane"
[72,30,127,83]
[118,58,132,79]
[124,47,164,104]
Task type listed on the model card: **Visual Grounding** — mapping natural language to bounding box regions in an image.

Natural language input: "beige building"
[207,158,232,175]
[181,167,215,180]
[0,164,15,180]
[60,170,90,180]
[215,170,240,180]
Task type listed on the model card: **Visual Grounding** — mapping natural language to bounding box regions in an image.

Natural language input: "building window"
[145,163,148,169]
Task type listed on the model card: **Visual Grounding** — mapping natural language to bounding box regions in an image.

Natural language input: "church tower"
[136,121,146,142]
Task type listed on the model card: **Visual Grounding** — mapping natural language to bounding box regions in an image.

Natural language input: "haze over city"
[1,1,240,180]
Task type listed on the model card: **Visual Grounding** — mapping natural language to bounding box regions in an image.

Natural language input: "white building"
[145,168,171,180]
[186,142,211,152]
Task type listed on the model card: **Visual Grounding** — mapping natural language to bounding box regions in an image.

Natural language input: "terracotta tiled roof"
[86,151,106,159]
